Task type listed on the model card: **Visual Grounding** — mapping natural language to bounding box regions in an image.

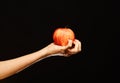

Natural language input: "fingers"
[62,40,73,50]
[67,40,73,48]
[74,39,81,52]
[66,39,81,55]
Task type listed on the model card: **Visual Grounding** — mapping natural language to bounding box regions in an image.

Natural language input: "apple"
[53,27,75,46]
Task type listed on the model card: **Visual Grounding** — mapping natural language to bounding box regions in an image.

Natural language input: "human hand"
[63,39,81,57]
[45,39,81,57]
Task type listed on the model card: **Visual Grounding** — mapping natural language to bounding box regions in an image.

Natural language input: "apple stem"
[64,26,67,28]
[65,25,71,28]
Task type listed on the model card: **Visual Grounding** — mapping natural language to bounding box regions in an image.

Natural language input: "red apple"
[53,27,75,46]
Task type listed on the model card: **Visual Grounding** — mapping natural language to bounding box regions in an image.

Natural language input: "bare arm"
[0,48,49,80]
[0,39,81,80]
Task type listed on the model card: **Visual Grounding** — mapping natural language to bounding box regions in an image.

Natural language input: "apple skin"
[53,28,75,46]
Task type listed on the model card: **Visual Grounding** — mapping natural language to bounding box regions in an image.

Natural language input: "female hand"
[64,39,82,57]
[45,39,81,57]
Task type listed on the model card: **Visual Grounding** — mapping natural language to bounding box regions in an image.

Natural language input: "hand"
[64,39,81,57]
[45,39,81,57]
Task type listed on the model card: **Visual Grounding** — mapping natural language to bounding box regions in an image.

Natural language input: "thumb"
[64,40,73,49]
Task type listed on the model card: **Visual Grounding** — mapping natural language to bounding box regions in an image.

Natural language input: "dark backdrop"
[0,0,119,82]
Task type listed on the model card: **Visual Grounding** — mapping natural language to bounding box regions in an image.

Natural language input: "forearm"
[0,48,49,80]
[0,40,79,80]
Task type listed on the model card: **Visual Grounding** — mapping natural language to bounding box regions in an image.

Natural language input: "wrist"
[37,47,50,58]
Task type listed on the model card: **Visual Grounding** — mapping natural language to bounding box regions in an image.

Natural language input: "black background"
[0,0,119,82]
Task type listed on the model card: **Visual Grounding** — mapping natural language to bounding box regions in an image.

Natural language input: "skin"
[0,39,81,80]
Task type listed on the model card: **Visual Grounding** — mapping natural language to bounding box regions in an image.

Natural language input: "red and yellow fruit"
[53,28,75,46]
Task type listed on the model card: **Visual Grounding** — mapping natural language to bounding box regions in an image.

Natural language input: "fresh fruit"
[53,27,75,46]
